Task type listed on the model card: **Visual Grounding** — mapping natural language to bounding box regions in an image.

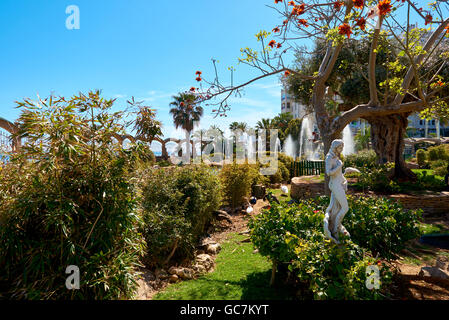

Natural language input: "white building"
[407,113,449,138]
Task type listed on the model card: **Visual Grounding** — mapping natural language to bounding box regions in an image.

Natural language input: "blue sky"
[0,1,439,149]
[0,0,288,143]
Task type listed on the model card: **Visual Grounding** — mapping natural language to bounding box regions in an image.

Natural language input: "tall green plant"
[0,91,146,299]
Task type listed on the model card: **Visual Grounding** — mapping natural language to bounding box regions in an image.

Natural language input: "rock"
[221,207,233,214]
[196,254,214,270]
[252,184,266,199]
[178,268,194,280]
[419,266,449,280]
[169,274,179,283]
[253,249,259,254]
[168,266,177,275]
[239,229,250,235]
[214,210,233,223]
[155,269,169,280]
[281,185,289,194]
[206,243,221,254]
[192,264,207,275]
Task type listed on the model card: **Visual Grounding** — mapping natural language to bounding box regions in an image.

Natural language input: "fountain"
[283,134,297,159]
[342,125,355,156]
[299,115,320,160]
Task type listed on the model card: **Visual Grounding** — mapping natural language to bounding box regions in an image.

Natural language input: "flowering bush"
[312,195,422,260]
[248,201,394,300]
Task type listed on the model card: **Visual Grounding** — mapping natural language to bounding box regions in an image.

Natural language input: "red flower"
[190,87,196,92]
[353,0,364,9]
[283,19,288,25]
[298,19,309,27]
[272,27,280,33]
[196,76,202,82]
[288,1,295,5]
[268,40,277,48]
[425,14,432,25]
[195,71,202,76]
[292,3,305,15]
[276,42,282,48]
[338,23,352,38]
[356,17,366,30]
[284,70,291,76]
[377,0,392,16]
[334,1,343,11]
[180,102,185,106]
[274,0,283,3]
[313,210,320,213]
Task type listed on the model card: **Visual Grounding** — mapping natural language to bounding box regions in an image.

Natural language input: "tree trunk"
[367,113,416,181]
[184,130,191,164]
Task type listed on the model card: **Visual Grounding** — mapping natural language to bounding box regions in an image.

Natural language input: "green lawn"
[419,222,449,235]
[412,169,444,181]
[267,188,292,204]
[153,233,294,300]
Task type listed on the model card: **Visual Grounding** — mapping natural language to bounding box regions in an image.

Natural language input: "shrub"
[427,145,449,162]
[312,196,422,260]
[220,163,264,208]
[259,152,292,184]
[343,149,378,169]
[248,202,393,300]
[0,92,145,299]
[356,163,400,193]
[430,159,449,177]
[266,161,290,184]
[398,170,446,192]
[416,149,427,167]
[157,159,172,167]
[138,165,222,267]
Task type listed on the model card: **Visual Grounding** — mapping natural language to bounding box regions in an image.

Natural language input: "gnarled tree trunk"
[367,113,416,181]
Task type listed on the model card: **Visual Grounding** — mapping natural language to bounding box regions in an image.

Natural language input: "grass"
[267,188,291,204]
[419,222,449,235]
[412,169,444,181]
[399,223,449,266]
[153,233,294,300]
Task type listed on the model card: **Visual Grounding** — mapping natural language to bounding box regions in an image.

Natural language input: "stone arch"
[0,117,20,152]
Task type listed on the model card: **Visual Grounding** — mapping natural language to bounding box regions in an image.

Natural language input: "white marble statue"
[323,139,360,243]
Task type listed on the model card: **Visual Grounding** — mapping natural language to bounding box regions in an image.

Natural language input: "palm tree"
[169,93,203,162]
[229,122,248,132]
[192,129,208,161]
[256,118,274,152]
[256,118,273,130]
